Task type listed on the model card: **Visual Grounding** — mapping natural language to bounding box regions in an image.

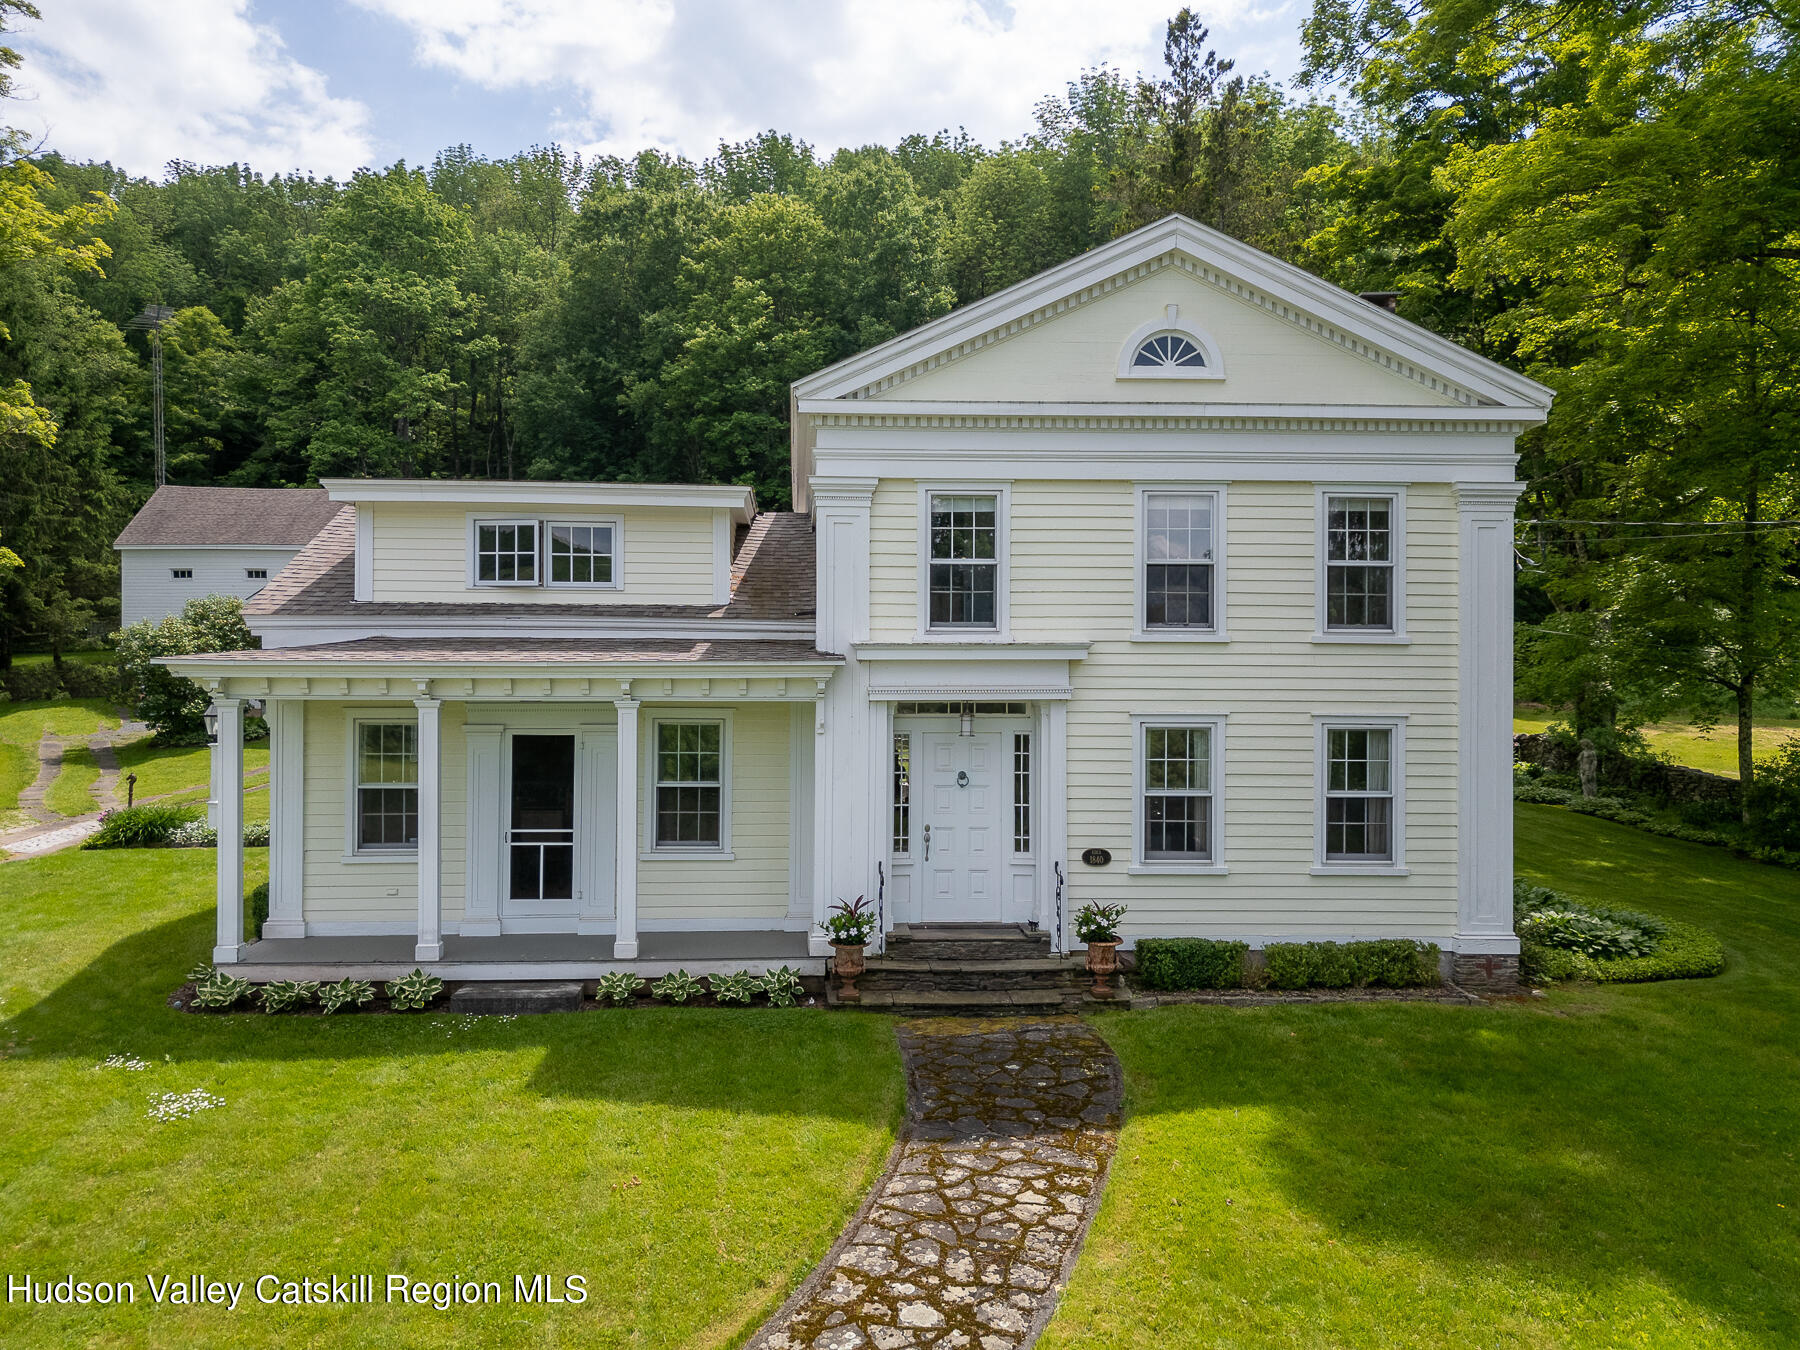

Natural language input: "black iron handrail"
[1053,860,1065,955]
[876,859,886,954]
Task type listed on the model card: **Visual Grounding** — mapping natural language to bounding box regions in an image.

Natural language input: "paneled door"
[917,732,1004,923]
[505,734,575,916]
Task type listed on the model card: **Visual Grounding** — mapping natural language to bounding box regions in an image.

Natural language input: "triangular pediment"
[792,216,1552,414]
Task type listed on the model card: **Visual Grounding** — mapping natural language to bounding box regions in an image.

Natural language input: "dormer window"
[1132,333,1207,371]
[469,514,623,590]
[475,519,539,585]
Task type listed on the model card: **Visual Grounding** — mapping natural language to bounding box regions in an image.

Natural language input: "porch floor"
[228,930,821,982]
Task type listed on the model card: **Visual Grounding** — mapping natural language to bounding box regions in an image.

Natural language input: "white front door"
[918,732,1005,923]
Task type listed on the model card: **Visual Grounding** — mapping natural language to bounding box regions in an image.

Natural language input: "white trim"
[916,482,1011,641]
[468,515,542,589]
[1131,713,1229,874]
[800,399,1540,425]
[855,643,1087,663]
[712,510,732,604]
[1313,714,1408,874]
[1314,485,1408,642]
[791,214,1555,409]
[641,709,734,859]
[323,478,755,516]
[462,722,505,937]
[264,699,305,939]
[1115,306,1226,381]
[211,697,246,963]
[543,516,623,590]
[249,615,818,646]
[1133,484,1228,641]
[353,508,373,603]
[413,696,442,963]
[613,697,640,960]
[116,542,307,553]
[345,711,420,859]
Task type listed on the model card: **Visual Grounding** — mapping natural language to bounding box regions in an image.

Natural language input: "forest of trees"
[1,1,1797,782]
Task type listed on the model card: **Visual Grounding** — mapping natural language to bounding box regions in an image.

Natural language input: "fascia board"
[852,643,1090,662]
[320,479,755,519]
[157,656,841,681]
[246,615,818,640]
[797,399,1547,425]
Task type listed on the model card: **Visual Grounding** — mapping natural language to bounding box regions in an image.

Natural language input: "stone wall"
[1513,732,1740,806]
[1452,953,1520,994]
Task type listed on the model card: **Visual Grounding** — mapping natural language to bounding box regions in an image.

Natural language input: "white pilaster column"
[866,699,892,953]
[460,723,504,937]
[810,680,831,956]
[413,695,443,962]
[1043,699,1069,953]
[263,699,306,939]
[613,694,640,960]
[1454,482,1526,954]
[212,696,246,963]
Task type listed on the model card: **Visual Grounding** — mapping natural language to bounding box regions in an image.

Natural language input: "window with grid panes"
[654,720,723,848]
[1144,491,1216,629]
[355,722,418,850]
[1142,725,1213,861]
[927,493,998,629]
[547,522,615,586]
[474,520,538,584]
[1324,727,1394,861]
[1325,496,1394,629]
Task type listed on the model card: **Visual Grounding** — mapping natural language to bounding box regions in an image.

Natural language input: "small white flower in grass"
[147,1089,225,1123]
[96,1053,150,1071]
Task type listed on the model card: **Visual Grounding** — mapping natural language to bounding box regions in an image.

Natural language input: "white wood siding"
[365,502,721,605]
[868,478,1461,939]
[119,547,301,628]
[874,267,1462,407]
[638,702,793,924]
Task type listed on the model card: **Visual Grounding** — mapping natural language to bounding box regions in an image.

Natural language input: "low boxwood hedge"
[1262,939,1442,990]
[1520,917,1725,984]
[1134,938,1248,990]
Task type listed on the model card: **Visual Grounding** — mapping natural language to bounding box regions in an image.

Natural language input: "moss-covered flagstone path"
[751,1018,1120,1350]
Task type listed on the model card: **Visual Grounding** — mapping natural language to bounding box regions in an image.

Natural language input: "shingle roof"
[244,506,817,624]
[114,486,344,548]
[178,637,838,665]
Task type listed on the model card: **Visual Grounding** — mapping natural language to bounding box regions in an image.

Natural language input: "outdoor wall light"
[202,703,220,745]
[959,703,974,736]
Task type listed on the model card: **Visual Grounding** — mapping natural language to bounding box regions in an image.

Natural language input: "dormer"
[320,479,756,607]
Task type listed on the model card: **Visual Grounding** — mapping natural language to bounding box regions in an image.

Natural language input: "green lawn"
[1049,804,1800,1349]
[42,744,100,816]
[1514,704,1800,778]
[0,848,903,1348]
[114,737,270,807]
[0,700,122,828]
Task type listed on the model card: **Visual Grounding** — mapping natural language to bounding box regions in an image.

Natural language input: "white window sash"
[471,517,541,587]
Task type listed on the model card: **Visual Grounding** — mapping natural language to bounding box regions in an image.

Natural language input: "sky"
[11,0,1311,180]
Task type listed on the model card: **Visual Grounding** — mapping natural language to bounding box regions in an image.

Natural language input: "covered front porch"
[226,928,819,982]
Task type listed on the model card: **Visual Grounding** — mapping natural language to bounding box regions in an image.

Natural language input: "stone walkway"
[751,1018,1121,1350]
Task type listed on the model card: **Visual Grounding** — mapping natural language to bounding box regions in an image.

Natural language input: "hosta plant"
[758,966,804,1008]
[386,968,443,1011]
[186,961,215,984]
[192,971,253,1010]
[651,969,706,1004]
[595,971,644,1005]
[318,978,376,1014]
[709,971,760,1005]
[258,980,319,1013]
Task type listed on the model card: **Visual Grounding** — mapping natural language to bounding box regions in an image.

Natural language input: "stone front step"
[832,987,1083,1016]
[858,955,1088,993]
[883,922,1052,963]
[447,980,584,1015]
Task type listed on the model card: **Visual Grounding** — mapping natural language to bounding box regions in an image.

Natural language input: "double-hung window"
[355,721,418,851]
[1140,488,1222,635]
[474,519,538,585]
[925,491,1001,631]
[652,719,726,851]
[1320,492,1402,635]
[1317,720,1404,869]
[1133,717,1224,869]
[547,521,617,587]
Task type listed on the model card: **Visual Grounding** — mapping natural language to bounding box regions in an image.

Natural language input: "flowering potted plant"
[822,895,877,996]
[1075,901,1127,995]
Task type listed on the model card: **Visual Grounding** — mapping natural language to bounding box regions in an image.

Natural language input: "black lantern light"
[202,703,220,745]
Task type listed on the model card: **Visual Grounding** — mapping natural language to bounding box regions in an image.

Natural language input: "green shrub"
[318,978,375,1014]
[709,971,760,1004]
[1512,879,1723,984]
[244,820,270,848]
[113,595,258,741]
[1263,939,1440,989]
[386,968,443,1011]
[1134,938,1248,990]
[83,803,199,849]
[1,664,62,701]
[1743,736,1800,850]
[258,980,318,1013]
[650,969,705,1004]
[246,882,269,941]
[168,820,216,847]
[192,971,253,1009]
[1585,919,1726,982]
[59,660,122,701]
[186,961,215,983]
[595,971,643,1005]
[757,966,804,1007]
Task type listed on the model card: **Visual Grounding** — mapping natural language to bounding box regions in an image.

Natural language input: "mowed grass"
[0,848,903,1348]
[1514,704,1800,778]
[0,700,121,827]
[1051,805,1800,1349]
[114,738,270,806]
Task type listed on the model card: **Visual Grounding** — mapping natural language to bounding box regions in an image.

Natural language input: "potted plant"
[822,895,877,997]
[1075,902,1127,996]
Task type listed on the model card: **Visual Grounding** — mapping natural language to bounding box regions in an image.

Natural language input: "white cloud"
[354,0,1285,162]
[13,0,374,177]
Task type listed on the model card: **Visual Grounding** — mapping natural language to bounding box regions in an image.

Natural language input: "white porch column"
[211,696,246,964]
[613,693,640,960]
[1455,482,1526,956]
[413,695,443,962]
[263,699,305,939]
[810,680,831,956]
[1042,700,1069,953]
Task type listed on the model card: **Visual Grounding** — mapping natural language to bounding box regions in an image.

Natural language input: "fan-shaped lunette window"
[1132,333,1208,370]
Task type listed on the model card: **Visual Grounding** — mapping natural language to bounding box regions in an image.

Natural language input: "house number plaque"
[1081,848,1112,867]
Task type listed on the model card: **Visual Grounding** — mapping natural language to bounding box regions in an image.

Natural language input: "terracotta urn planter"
[1085,939,1121,996]
[832,941,867,998]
